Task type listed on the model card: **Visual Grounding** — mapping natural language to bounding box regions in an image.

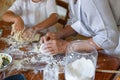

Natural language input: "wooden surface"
[56,0,69,26]
[0,21,120,80]
[95,52,120,80]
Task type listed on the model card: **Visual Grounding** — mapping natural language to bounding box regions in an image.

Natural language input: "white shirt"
[68,0,120,56]
[9,0,57,33]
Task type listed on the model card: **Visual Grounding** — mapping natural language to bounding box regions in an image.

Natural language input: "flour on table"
[12,60,23,70]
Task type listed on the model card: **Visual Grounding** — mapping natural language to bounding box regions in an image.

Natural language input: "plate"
[0,53,12,72]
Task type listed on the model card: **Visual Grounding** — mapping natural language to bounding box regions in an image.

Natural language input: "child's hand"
[21,28,36,41]
[14,16,24,32]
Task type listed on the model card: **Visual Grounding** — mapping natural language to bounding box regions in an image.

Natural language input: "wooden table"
[0,21,120,80]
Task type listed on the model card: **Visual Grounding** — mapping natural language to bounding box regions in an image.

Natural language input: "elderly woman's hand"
[40,32,60,44]
[42,39,69,55]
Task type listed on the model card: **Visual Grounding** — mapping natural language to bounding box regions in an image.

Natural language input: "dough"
[0,56,3,68]
[11,24,40,42]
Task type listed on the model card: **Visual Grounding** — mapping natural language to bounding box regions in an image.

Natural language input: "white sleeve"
[71,0,119,51]
[70,20,93,36]
[8,0,22,15]
[66,4,75,25]
[109,0,120,25]
[91,0,119,50]
[46,0,57,17]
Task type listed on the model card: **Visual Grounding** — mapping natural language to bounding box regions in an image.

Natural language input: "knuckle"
[52,40,56,43]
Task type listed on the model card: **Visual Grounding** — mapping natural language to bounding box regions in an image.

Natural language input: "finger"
[42,47,56,55]
[40,36,48,43]
[40,37,44,44]
[40,44,51,55]
[29,33,35,41]
[26,31,34,41]
[41,42,58,55]
[45,40,55,46]
[47,48,57,55]
[21,32,27,40]
[23,34,29,41]
[21,29,31,40]
[44,43,57,54]
[26,34,32,41]
[39,38,43,44]
[31,34,35,41]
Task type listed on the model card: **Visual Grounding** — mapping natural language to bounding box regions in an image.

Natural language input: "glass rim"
[66,40,98,55]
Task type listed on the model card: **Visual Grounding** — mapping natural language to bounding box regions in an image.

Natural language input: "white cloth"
[109,0,120,25]
[67,0,120,56]
[8,0,57,33]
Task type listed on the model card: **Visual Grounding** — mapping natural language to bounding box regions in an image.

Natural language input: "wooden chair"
[56,0,69,27]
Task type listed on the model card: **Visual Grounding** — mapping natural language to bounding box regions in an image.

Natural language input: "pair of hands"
[40,32,69,55]
[14,17,36,41]
[21,28,36,41]
[14,16,69,54]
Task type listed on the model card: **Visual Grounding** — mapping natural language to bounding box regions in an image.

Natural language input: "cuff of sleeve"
[93,35,108,49]
[71,20,82,34]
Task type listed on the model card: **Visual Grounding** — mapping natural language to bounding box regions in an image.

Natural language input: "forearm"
[56,25,77,39]
[33,13,58,32]
[2,11,20,23]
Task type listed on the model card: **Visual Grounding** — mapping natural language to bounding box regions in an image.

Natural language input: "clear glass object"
[43,63,59,80]
[0,29,3,37]
[65,40,98,80]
